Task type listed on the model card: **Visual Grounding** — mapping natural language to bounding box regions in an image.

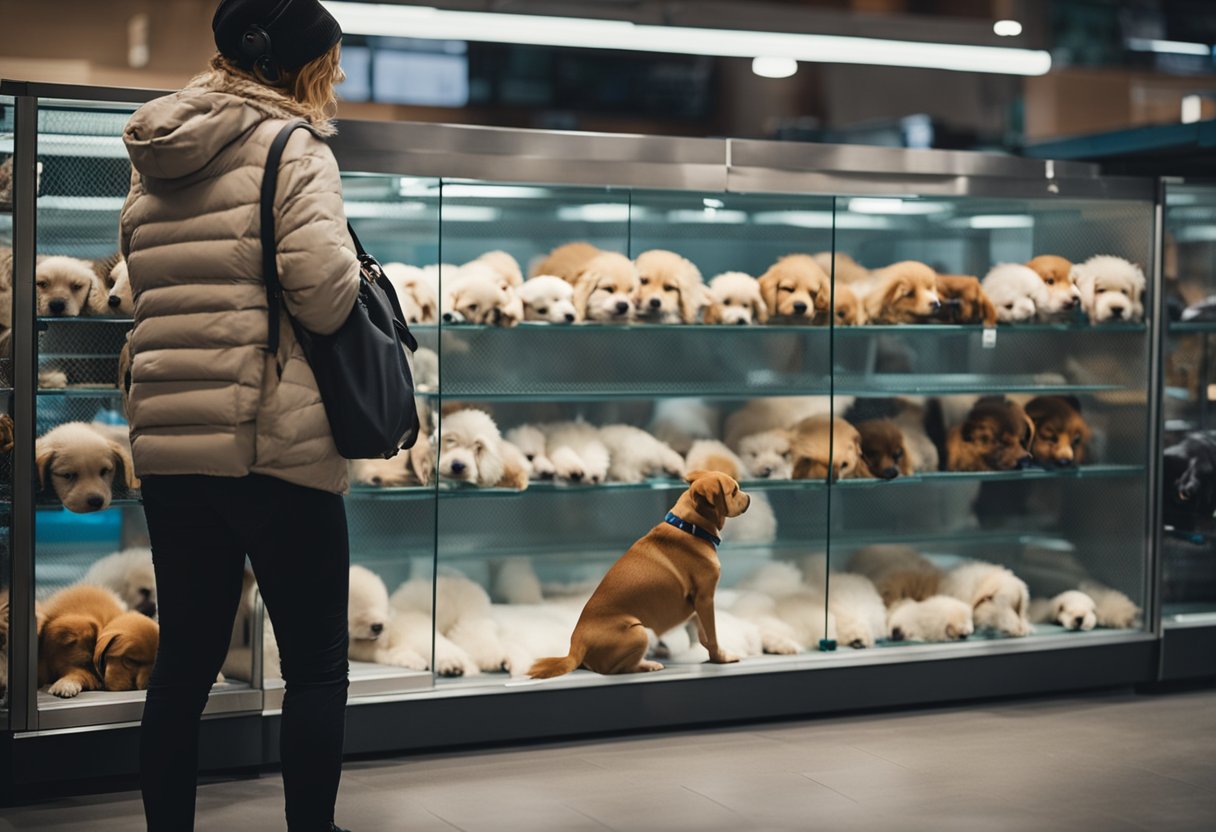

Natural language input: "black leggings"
[139,474,350,832]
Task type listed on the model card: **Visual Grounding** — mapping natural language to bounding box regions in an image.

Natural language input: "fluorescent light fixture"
[323,2,1052,76]
[752,56,798,78]
[556,203,631,222]
[963,214,1034,229]
[848,198,950,215]
[1182,94,1203,125]
[344,200,430,218]
[752,211,892,230]
[441,206,502,222]
[1126,37,1211,56]
[666,209,748,224]
[993,20,1023,37]
[441,184,552,199]
[703,198,725,209]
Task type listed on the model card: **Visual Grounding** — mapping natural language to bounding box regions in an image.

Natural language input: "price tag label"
[982,328,997,349]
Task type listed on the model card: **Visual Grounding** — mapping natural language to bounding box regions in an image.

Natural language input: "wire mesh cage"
[36,318,130,392]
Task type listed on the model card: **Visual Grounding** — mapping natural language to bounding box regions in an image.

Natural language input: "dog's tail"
[527,644,586,679]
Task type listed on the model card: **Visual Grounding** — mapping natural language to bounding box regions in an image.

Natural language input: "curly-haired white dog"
[504,424,556,480]
[982,264,1048,323]
[597,424,685,483]
[438,408,530,490]
[1072,255,1145,323]
[543,421,611,484]
[517,275,577,323]
[392,573,512,676]
[704,272,767,325]
[735,429,792,479]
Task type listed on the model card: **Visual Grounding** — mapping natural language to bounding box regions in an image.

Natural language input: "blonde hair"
[210,42,345,123]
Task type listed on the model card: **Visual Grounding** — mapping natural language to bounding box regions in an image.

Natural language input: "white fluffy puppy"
[517,275,578,323]
[383,262,439,324]
[441,262,522,326]
[940,562,1031,637]
[469,250,524,287]
[490,558,544,605]
[1078,582,1141,629]
[82,547,157,617]
[705,272,767,325]
[1072,255,1145,323]
[1029,590,1097,631]
[491,598,584,677]
[886,596,975,642]
[982,264,1048,323]
[597,424,685,483]
[648,398,720,456]
[505,424,557,480]
[392,574,510,675]
[544,421,611,484]
[735,429,792,479]
[346,565,402,664]
[734,562,837,652]
[802,557,886,649]
[667,607,764,663]
[438,408,530,490]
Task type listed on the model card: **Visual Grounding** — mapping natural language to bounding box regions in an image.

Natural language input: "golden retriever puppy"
[36,255,108,317]
[758,254,829,324]
[1029,590,1097,631]
[571,252,639,323]
[860,261,941,324]
[935,274,997,326]
[469,250,524,287]
[36,422,139,512]
[517,275,577,323]
[532,241,601,281]
[37,584,125,698]
[350,439,434,487]
[812,251,870,284]
[1025,255,1081,319]
[82,547,157,617]
[855,419,912,480]
[705,271,767,325]
[95,611,159,691]
[940,561,1031,637]
[383,262,439,325]
[831,284,866,326]
[684,439,746,481]
[438,408,529,490]
[735,429,792,479]
[847,544,943,607]
[442,263,520,326]
[1073,255,1146,323]
[1025,395,1091,468]
[103,257,135,316]
[790,416,869,482]
[945,396,1034,472]
[633,249,703,324]
[887,596,974,642]
[722,395,840,447]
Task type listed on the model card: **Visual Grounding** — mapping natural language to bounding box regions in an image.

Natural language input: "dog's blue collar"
[665,511,721,548]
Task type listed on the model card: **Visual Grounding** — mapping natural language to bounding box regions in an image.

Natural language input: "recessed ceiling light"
[993,20,1023,37]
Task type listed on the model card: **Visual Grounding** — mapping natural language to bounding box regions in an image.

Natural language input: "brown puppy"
[790,416,870,482]
[35,255,108,317]
[1025,395,1091,468]
[946,397,1034,471]
[758,254,829,324]
[529,471,750,677]
[38,585,125,698]
[812,251,869,284]
[94,611,159,692]
[0,413,14,454]
[862,261,942,324]
[855,419,912,480]
[1025,255,1082,318]
[936,274,997,326]
[36,422,139,513]
[533,241,601,281]
[571,252,639,322]
[831,284,865,326]
[634,249,704,324]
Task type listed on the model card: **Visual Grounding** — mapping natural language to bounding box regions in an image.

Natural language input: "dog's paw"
[434,651,480,678]
[380,647,428,671]
[48,678,83,698]
[709,651,740,664]
[637,659,665,672]
[608,465,645,484]
[761,635,801,655]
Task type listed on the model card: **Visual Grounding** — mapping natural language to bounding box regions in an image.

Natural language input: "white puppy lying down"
[504,424,556,480]
[940,561,1031,637]
[729,562,836,653]
[1072,255,1145,323]
[1029,590,1097,631]
[887,596,975,643]
[543,421,611,485]
[517,275,578,323]
[704,271,767,325]
[1078,582,1141,628]
[802,555,887,649]
[391,574,512,677]
[597,423,686,483]
[438,408,531,490]
[734,429,792,480]
[982,263,1048,323]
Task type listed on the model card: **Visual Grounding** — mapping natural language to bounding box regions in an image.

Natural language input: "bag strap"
[260,119,314,356]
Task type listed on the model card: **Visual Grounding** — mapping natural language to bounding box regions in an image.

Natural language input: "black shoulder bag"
[261,121,420,459]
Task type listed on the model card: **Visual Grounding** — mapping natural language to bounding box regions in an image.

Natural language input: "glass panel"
[1162,182,1216,621]
[1,94,12,726]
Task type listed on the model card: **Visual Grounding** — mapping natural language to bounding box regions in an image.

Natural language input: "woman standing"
[121,1,357,829]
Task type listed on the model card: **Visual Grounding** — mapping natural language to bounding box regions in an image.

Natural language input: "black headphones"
[239,0,293,82]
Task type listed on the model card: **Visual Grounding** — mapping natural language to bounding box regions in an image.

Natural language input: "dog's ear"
[973,592,996,609]
[473,435,505,487]
[757,268,779,316]
[408,436,434,485]
[752,290,769,324]
[571,272,596,322]
[35,442,55,491]
[688,474,727,525]
[677,270,704,324]
[109,440,139,490]
[419,298,437,324]
[703,300,723,324]
[945,622,959,640]
[94,628,119,680]
[791,455,817,480]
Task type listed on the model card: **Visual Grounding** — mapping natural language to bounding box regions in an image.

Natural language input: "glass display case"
[2,93,13,730]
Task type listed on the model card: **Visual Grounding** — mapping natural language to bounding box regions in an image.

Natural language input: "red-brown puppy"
[936,274,997,326]
[790,416,870,482]
[855,419,913,480]
[758,254,830,324]
[529,471,751,677]
[95,611,159,692]
[1025,255,1082,319]
[37,584,125,698]
[946,397,1034,472]
[1025,395,1091,468]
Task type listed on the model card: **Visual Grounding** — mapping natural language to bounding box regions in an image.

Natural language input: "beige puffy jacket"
[120,70,360,494]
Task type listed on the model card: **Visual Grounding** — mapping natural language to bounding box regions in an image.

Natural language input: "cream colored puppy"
[101,256,134,316]
[571,251,639,323]
[438,408,530,490]
[36,422,139,513]
[504,424,557,480]
[544,421,611,485]
[722,395,843,447]
[531,241,601,281]
[887,596,975,642]
[393,574,511,675]
[1073,255,1145,323]
[82,547,157,617]
[517,275,578,323]
[802,556,887,649]
[346,565,399,664]
[735,429,792,479]
[384,262,439,324]
[470,250,524,287]
[758,254,829,323]
[940,561,1031,637]
[705,272,767,325]
[813,251,870,284]
[1029,590,1096,631]
[736,562,837,651]
[1078,582,1141,628]
[633,249,704,324]
[982,264,1048,323]
[36,255,108,317]
[597,424,685,483]
[442,262,521,326]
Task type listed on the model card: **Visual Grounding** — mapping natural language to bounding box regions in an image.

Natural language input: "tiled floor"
[4,687,1215,831]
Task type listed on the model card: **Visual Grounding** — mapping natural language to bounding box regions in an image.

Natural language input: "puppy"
[0,156,10,203]
[705,272,767,325]
[470,250,524,287]
[860,261,941,324]
[532,241,601,281]
[758,254,829,323]
[935,274,997,326]
[543,421,611,485]
[517,275,577,323]
[82,547,157,617]
[36,255,108,317]
[1025,395,1090,468]
[1029,590,1096,631]
[945,396,1033,472]
[634,249,703,324]
[104,257,135,316]
[438,408,530,490]
[570,252,639,323]
[94,612,159,692]
[1025,255,1082,319]
[685,439,747,481]
[722,395,840,447]
[442,263,520,326]
[940,561,1031,637]
[505,424,556,480]
[982,264,1048,323]
[649,398,720,456]
[855,419,912,480]
[812,251,870,284]
[350,440,434,487]
[392,574,510,676]
[831,283,866,326]
[37,584,125,698]
[789,416,869,481]
[735,429,792,479]
[887,596,975,642]
[1078,581,1141,629]
[37,422,139,512]
[346,565,399,664]
[734,562,835,652]
[1073,255,1145,323]
[383,262,439,324]
[529,471,750,677]
[847,545,943,607]
[802,558,887,649]
[598,424,685,483]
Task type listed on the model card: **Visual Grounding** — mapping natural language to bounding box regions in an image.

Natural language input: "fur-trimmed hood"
[124,68,335,181]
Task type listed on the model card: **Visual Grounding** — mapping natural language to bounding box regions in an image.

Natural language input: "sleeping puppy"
[384,262,439,324]
[887,596,974,642]
[790,416,869,482]
[531,241,601,281]
[855,419,912,480]
[442,263,521,326]
[1029,590,1097,631]
[1073,255,1145,323]
[945,396,1034,472]
[982,264,1048,323]
[469,250,524,288]
[94,612,159,692]
[37,422,139,512]
[351,440,434,487]
[758,254,829,324]
[517,276,577,323]
[935,275,996,326]
[634,249,703,324]
[570,252,639,323]
[940,561,1031,637]
[831,284,866,326]
[544,421,611,484]
[847,545,943,607]
[37,584,125,698]
[438,408,529,490]
[705,272,767,325]
[1078,581,1141,629]
[598,424,685,483]
[346,565,399,665]
[528,471,750,677]
[685,439,747,481]
[1025,395,1090,468]
[1025,255,1082,319]
[812,251,870,284]
[36,255,108,317]
[82,547,157,617]
[860,261,941,324]
[735,429,792,480]
[504,425,557,480]
[104,257,135,316]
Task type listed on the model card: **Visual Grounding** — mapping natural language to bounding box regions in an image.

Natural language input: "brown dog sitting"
[1025,395,1091,468]
[38,584,125,698]
[946,397,1034,471]
[529,471,750,677]
[936,275,997,326]
[95,611,159,692]
[790,416,870,482]
[855,419,912,480]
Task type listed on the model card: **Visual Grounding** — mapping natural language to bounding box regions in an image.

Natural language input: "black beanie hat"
[213,0,342,73]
